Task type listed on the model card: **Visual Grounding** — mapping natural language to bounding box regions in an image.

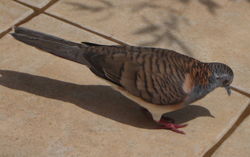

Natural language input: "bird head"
[209,63,234,96]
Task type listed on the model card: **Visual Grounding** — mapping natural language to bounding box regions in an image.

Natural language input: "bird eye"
[223,80,229,85]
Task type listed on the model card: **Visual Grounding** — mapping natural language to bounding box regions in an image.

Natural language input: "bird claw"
[157,119,188,134]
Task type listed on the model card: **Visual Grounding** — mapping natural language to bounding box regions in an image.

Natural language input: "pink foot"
[157,119,188,134]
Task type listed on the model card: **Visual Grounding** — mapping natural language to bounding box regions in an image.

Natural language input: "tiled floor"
[0,0,249,156]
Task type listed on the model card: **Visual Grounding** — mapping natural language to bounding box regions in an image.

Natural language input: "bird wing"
[82,45,195,105]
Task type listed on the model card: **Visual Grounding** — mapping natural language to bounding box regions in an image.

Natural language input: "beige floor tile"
[17,0,52,8]
[212,107,250,157]
[0,0,33,34]
[47,0,250,92]
[0,13,249,156]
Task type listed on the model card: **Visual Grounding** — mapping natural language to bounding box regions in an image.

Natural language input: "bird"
[11,27,234,134]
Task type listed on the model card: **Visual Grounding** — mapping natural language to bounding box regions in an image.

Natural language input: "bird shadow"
[0,70,214,129]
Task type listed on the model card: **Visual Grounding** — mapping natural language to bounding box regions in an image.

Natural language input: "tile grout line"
[203,103,250,157]
[0,28,12,39]
[10,0,129,46]
[0,0,60,39]
[231,86,250,98]
[44,12,129,46]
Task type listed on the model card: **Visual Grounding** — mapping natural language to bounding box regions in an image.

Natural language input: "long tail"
[11,27,89,65]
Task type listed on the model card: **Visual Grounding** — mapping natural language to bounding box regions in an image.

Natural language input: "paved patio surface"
[0,0,249,157]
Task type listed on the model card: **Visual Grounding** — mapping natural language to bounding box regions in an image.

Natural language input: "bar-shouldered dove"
[11,27,234,134]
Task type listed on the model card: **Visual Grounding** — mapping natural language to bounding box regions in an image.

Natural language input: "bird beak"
[225,86,231,96]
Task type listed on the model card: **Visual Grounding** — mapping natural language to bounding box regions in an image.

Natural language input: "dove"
[11,27,234,134]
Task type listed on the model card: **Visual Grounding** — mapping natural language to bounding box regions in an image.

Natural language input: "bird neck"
[185,63,217,104]
[191,62,213,87]
[191,62,219,94]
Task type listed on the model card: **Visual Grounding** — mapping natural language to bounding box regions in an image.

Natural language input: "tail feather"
[11,27,89,66]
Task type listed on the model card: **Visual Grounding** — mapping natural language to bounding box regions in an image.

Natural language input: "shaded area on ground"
[0,70,213,129]
[63,0,195,56]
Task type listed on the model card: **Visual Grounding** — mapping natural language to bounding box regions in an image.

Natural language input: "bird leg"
[157,117,188,134]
